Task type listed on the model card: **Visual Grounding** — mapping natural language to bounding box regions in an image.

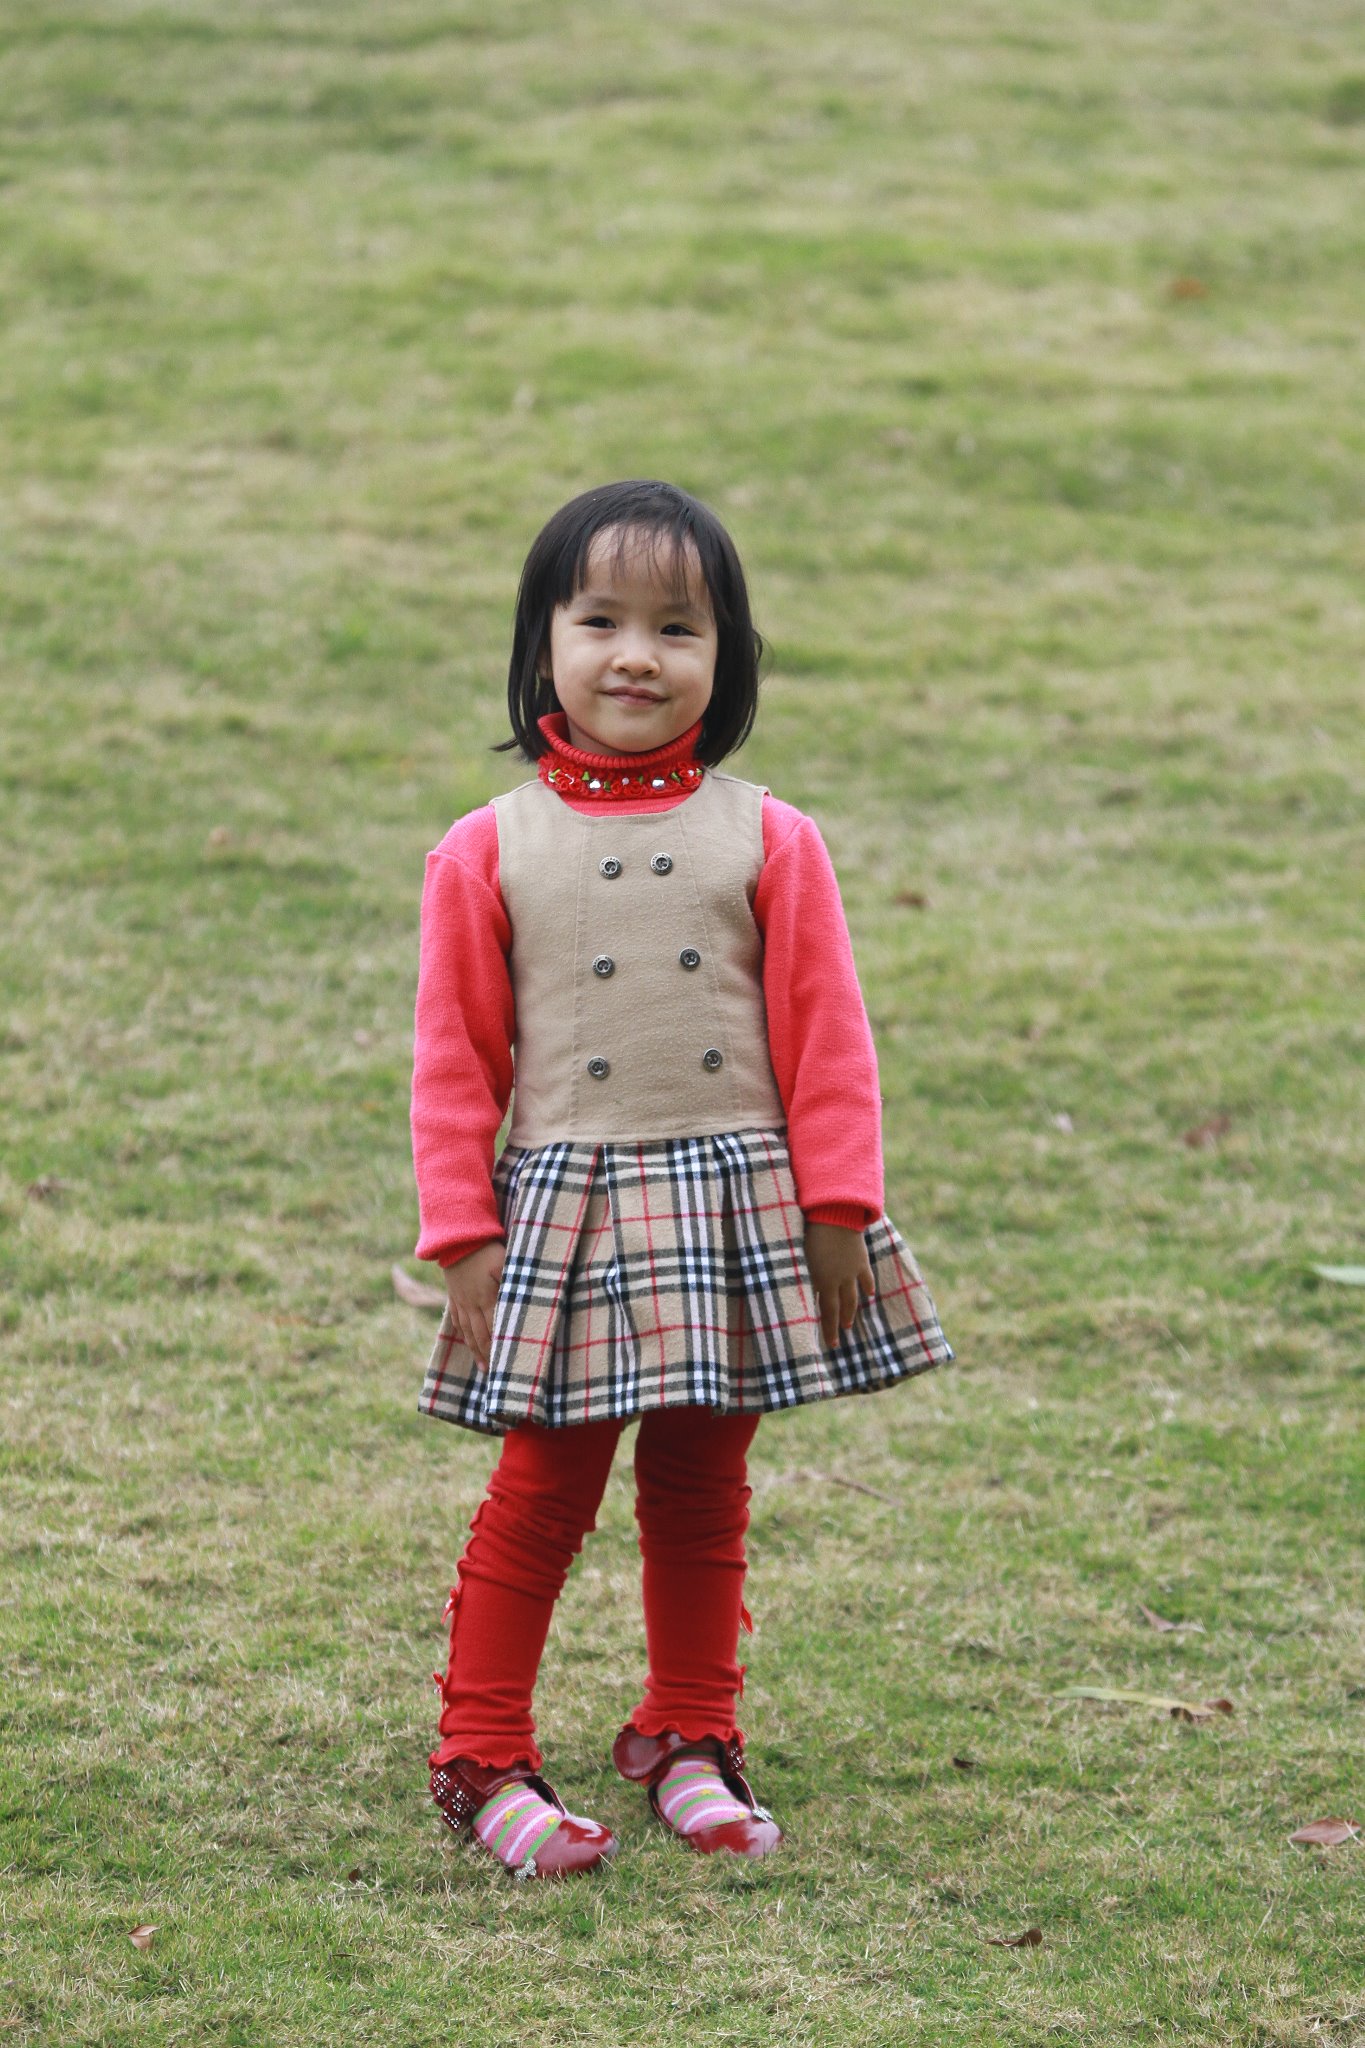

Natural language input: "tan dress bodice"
[492,772,786,1148]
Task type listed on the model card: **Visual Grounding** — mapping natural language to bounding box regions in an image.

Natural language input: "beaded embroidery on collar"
[535,712,705,802]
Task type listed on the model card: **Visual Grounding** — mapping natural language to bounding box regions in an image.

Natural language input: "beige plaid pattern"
[419,1129,952,1437]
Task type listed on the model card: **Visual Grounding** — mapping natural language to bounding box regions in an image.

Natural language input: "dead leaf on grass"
[1288,1818,1360,1848]
[987,1927,1043,1948]
[1172,1697,1233,1723]
[1168,276,1209,300]
[1139,1604,1206,1634]
[894,889,929,909]
[128,1924,157,1950]
[391,1264,447,1311]
[1311,1264,1365,1286]
[347,1866,364,1883]
[1057,1685,1232,1721]
[951,1755,978,1771]
[26,1174,72,1202]
[1183,1114,1232,1149]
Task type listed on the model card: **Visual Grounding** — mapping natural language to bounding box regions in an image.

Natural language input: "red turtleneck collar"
[535,711,705,809]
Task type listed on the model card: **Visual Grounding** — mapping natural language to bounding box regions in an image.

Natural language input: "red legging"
[430,1408,760,1772]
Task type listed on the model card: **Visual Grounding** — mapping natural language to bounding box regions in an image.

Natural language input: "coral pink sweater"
[412,715,884,1267]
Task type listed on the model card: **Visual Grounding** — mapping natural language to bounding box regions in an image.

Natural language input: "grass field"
[2,2,1363,2041]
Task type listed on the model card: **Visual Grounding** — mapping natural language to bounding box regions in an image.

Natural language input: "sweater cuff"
[436,1232,506,1269]
[803,1202,875,1231]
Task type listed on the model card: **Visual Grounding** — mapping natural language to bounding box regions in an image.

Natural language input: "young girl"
[411,480,952,1880]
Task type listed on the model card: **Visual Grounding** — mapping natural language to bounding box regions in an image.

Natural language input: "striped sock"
[655,1755,752,1837]
[472,1779,565,1874]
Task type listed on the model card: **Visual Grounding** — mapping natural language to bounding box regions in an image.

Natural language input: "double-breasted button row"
[598,853,673,878]
[587,1048,723,1079]
[589,949,701,975]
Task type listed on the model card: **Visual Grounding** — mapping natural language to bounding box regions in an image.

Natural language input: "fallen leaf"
[1183,1115,1232,1149]
[1170,1697,1233,1723]
[987,1927,1043,1948]
[391,1264,447,1311]
[26,1175,71,1202]
[1288,1818,1360,1848]
[1051,1112,1075,1134]
[1139,1604,1206,1635]
[894,889,929,909]
[1311,1264,1365,1286]
[951,1755,978,1771]
[206,825,232,847]
[128,1924,157,1950]
[1169,276,1209,299]
[347,1866,364,1883]
[1057,1685,1233,1721]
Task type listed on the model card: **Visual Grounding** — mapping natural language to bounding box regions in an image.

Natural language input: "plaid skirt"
[418,1129,953,1436]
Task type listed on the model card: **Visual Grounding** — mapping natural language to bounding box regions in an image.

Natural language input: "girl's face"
[544,528,717,756]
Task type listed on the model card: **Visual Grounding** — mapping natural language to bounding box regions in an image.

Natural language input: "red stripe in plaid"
[419,1129,952,1436]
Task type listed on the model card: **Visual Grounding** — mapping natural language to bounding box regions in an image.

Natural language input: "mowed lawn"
[2,3,1363,2042]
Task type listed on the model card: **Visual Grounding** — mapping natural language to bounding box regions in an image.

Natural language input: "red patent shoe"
[611,1725,783,1859]
[430,1756,618,1879]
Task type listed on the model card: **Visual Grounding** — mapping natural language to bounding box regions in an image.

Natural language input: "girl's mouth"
[606,688,664,704]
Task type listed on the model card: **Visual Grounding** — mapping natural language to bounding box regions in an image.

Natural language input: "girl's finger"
[858,1264,876,1299]
[821,1290,839,1348]
[840,1278,858,1329]
[472,1307,493,1364]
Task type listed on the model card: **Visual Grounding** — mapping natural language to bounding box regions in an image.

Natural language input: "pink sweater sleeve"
[410,806,516,1267]
[754,796,884,1230]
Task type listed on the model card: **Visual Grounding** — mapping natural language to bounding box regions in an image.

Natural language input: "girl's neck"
[535,712,705,814]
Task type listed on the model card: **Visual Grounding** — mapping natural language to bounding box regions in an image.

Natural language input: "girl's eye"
[662,623,696,636]
[583,615,615,629]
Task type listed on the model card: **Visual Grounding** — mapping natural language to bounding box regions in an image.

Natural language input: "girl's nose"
[611,634,661,679]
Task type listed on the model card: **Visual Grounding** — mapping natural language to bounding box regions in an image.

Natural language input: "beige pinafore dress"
[419,771,951,1435]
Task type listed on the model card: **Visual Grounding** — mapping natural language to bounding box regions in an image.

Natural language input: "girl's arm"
[410,808,515,1268]
[753,797,885,1230]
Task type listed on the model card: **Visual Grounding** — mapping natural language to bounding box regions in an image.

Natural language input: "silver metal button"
[599,857,622,879]
[650,852,673,875]
[586,1056,610,1079]
[702,1048,723,1071]
[592,955,615,978]
[679,948,701,970]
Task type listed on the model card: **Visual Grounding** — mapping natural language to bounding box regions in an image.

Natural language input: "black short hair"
[494,480,764,764]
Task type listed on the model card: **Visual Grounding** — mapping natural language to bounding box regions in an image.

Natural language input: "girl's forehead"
[576,527,709,611]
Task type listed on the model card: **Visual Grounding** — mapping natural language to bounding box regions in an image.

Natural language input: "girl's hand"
[442,1240,506,1366]
[804,1221,875,1350]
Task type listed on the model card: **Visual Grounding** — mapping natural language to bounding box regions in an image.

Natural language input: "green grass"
[2,1,1363,2041]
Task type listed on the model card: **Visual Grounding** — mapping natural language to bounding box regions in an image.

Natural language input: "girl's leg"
[618,1407,780,1856]
[431,1416,625,1773]
[628,1406,761,1742]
